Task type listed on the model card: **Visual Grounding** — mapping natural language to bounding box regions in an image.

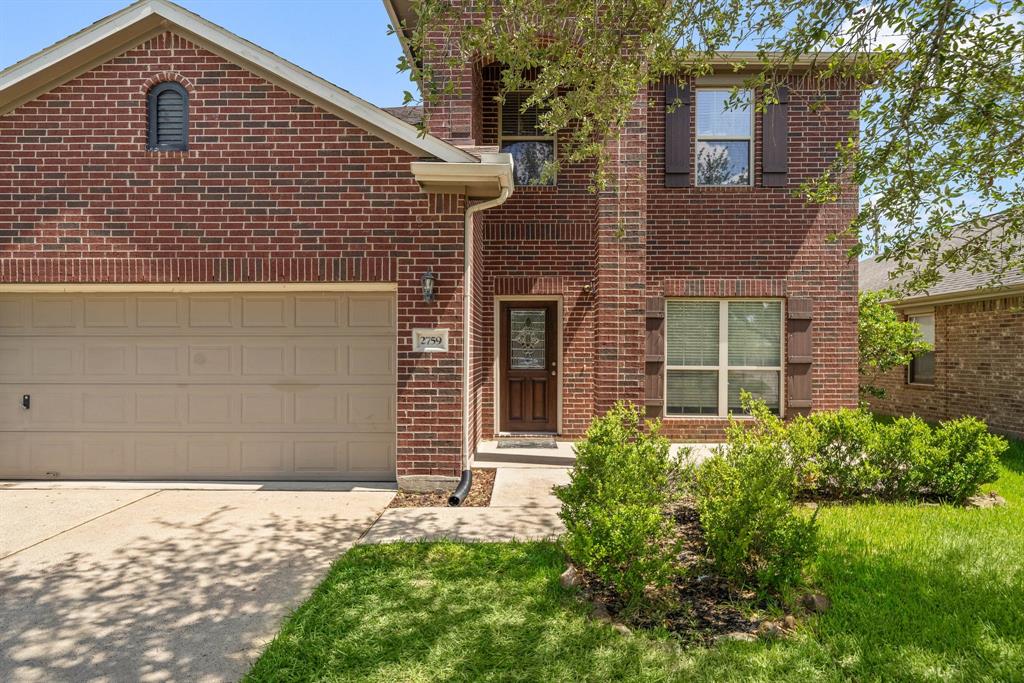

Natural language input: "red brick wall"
[868,295,1024,440]
[467,72,860,441]
[646,76,860,440]
[0,32,469,481]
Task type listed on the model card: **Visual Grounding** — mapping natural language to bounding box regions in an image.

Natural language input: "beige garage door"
[0,291,396,481]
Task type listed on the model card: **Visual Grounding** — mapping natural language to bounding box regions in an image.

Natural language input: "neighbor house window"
[907,313,935,385]
[499,91,555,186]
[147,82,188,151]
[695,89,752,186]
[666,300,783,416]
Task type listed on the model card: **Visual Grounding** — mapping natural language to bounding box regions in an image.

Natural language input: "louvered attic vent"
[147,82,188,151]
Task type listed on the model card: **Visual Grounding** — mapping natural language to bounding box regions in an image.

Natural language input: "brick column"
[593,90,649,413]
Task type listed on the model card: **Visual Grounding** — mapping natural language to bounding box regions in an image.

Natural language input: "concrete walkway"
[0,484,394,682]
[361,441,718,545]
[361,467,569,543]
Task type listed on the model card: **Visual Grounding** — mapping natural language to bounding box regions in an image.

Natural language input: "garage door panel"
[7,432,394,480]
[1,292,396,481]
[136,297,181,327]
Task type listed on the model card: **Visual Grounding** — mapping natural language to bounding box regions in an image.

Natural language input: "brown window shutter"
[645,296,666,418]
[786,296,813,414]
[664,79,690,187]
[762,86,789,187]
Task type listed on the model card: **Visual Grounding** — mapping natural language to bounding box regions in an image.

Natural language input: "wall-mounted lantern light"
[421,270,438,303]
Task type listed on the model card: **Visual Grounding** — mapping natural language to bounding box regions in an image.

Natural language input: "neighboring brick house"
[861,216,1024,439]
[0,0,859,490]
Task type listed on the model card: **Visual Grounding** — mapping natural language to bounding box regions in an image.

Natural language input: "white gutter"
[461,180,512,474]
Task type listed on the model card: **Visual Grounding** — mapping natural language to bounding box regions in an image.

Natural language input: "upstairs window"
[666,299,783,416]
[695,89,752,186]
[499,91,555,186]
[147,82,188,151]
[907,313,935,385]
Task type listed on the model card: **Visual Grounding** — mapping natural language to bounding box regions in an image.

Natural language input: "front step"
[474,439,576,468]
[496,436,558,449]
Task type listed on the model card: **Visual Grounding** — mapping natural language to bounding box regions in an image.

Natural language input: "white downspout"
[461,185,511,474]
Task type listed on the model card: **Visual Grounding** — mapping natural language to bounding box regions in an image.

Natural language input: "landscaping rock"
[783,614,797,630]
[757,621,787,639]
[801,592,831,614]
[966,493,1007,509]
[716,631,757,644]
[560,565,581,590]
[611,622,632,636]
[590,601,612,623]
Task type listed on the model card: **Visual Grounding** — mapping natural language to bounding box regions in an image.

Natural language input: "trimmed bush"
[555,403,681,608]
[867,416,935,500]
[803,409,879,499]
[694,397,818,594]
[922,417,1006,503]
[732,398,1006,504]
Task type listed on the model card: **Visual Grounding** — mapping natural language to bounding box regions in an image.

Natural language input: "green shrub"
[693,396,818,594]
[555,402,680,608]
[867,416,935,500]
[736,398,1005,504]
[921,416,1006,503]
[804,408,880,499]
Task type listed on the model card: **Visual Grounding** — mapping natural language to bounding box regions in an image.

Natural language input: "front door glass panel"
[509,309,546,369]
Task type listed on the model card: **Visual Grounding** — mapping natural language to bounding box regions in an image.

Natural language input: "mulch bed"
[388,467,496,508]
[576,498,765,644]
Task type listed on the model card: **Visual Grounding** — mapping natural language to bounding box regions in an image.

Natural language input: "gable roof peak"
[0,0,476,163]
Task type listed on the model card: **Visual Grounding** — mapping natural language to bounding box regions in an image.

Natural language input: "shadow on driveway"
[0,489,392,682]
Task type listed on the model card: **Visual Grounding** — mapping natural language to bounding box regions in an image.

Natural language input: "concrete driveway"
[0,483,395,682]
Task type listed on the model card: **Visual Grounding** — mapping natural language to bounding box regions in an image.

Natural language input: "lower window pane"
[727,370,780,414]
[501,140,555,186]
[909,351,935,384]
[667,370,718,415]
[695,140,750,186]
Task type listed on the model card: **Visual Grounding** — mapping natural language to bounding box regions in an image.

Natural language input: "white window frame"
[694,88,755,188]
[664,298,785,418]
[497,90,557,187]
[906,312,936,386]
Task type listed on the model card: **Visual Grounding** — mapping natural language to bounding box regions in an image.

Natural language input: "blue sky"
[0,0,416,108]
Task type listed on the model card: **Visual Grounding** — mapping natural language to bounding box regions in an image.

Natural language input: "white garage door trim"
[0,287,397,482]
[0,283,397,293]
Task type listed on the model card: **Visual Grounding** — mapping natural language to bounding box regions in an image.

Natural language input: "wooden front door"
[499,301,558,433]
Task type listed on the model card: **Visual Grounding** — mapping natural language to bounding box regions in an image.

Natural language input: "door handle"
[22,394,30,410]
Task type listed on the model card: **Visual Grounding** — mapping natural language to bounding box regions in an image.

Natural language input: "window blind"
[727,301,781,367]
[501,91,545,137]
[667,370,718,415]
[666,301,719,366]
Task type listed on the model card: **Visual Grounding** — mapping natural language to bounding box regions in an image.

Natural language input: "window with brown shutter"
[664,79,690,187]
[763,86,789,187]
[147,82,188,151]
[786,297,813,413]
[645,296,666,418]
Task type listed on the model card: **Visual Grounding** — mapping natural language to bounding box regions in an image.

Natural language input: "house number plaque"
[412,328,449,353]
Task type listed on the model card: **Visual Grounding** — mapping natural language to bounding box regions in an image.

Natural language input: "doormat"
[496,437,558,449]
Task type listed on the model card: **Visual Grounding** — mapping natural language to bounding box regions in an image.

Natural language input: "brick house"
[0,0,859,490]
[861,215,1024,439]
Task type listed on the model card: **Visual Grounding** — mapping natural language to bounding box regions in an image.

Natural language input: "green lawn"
[247,439,1024,682]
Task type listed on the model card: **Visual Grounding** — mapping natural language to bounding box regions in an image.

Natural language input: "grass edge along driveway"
[247,439,1024,683]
